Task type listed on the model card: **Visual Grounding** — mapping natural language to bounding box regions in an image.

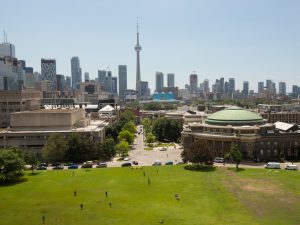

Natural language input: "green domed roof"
[205,106,264,126]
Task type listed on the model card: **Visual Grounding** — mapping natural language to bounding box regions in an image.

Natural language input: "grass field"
[0,166,300,225]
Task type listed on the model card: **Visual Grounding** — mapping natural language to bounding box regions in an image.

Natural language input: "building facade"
[118,65,127,100]
[167,73,175,88]
[41,58,56,91]
[71,57,81,90]
[155,72,164,92]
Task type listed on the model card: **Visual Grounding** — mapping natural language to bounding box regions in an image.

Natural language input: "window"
[260,150,264,155]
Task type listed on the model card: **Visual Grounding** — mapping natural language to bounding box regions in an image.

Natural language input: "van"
[265,162,281,169]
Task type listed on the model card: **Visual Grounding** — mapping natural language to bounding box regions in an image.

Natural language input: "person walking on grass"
[80,203,83,210]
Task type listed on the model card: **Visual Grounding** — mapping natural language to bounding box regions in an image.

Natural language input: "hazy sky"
[2,0,300,92]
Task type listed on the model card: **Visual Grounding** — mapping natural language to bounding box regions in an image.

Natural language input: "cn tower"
[135,20,142,99]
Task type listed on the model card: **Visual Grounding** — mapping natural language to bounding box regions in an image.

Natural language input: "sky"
[1,0,300,92]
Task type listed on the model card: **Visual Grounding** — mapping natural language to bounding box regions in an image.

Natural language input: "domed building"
[182,106,300,161]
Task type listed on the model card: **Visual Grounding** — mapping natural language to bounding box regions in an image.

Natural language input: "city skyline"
[1,0,300,92]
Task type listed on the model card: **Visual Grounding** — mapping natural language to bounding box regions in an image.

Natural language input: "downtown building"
[41,58,56,91]
[71,57,82,90]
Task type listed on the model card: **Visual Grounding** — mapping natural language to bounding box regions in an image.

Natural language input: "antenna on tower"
[137,17,139,33]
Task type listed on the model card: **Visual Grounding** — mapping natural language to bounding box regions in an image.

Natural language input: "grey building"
[71,57,81,90]
[118,65,127,98]
[41,58,56,91]
[84,72,89,82]
[111,77,118,95]
[105,71,112,93]
[190,73,198,94]
[140,81,149,98]
[167,73,175,88]
[98,70,106,84]
[258,82,264,94]
[0,42,15,58]
[278,82,286,96]
[156,72,164,92]
[243,81,249,98]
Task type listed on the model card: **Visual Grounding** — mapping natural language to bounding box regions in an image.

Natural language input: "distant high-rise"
[243,81,249,97]
[278,82,286,96]
[56,74,65,92]
[105,71,112,93]
[155,72,164,92]
[203,79,210,93]
[98,70,106,84]
[118,65,127,98]
[0,42,15,58]
[292,85,299,96]
[135,21,142,99]
[140,81,149,98]
[228,78,235,95]
[219,77,224,93]
[71,57,82,90]
[190,73,198,94]
[258,82,264,94]
[167,73,175,88]
[111,77,118,95]
[84,72,89,82]
[41,58,56,91]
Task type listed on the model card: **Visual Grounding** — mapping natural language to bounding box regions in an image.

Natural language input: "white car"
[213,157,224,163]
[265,162,281,169]
[285,164,298,171]
[123,157,130,161]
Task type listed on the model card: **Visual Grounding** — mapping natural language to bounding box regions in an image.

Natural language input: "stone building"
[182,107,300,161]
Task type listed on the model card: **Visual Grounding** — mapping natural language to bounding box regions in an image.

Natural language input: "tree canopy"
[118,130,135,145]
[116,140,130,157]
[226,143,242,170]
[0,149,24,182]
[43,133,68,163]
[123,121,137,134]
[181,140,214,165]
[152,117,181,142]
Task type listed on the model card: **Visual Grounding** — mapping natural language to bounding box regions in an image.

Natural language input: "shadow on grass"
[0,177,28,187]
[227,167,245,172]
[184,164,216,172]
[28,172,41,176]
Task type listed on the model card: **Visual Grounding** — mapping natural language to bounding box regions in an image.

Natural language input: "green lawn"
[0,166,300,225]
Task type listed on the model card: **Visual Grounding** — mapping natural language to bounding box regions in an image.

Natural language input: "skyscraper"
[155,72,164,92]
[135,21,142,99]
[71,57,81,90]
[41,58,56,91]
[167,73,175,88]
[105,71,112,93]
[118,65,127,98]
[111,77,118,95]
[228,78,235,95]
[278,82,286,96]
[190,73,198,94]
[0,42,15,58]
[140,81,149,98]
[203,79,210,93]
[98,70,106,85]
[243,81,249,98]
[84,72,89,82]
[258,82,264,94]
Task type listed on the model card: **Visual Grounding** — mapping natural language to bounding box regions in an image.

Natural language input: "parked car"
[96,162,107,168]
[68,164,78,169]
[132,161,139,165]
[38,163,48,167]
[285,164,298,171]
[165,161,173,165]
[121,162,132,167]
[160,147,167,151]
[265,162,281,169]
[152,161,162,166]
[51,162,61,167]
[81,161,93,168]
[123,157,130,161]
[52,165,64,170]
[36,165,47,170]
[213,157,224,163]
[176,161,184,165]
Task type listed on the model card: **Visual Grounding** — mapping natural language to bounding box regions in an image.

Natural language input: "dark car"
[51,162,61,167]
[165,161,173,165]
[68,164,78,169]
[96,162,107,168]
[132,161,139,165]
[52,165,64,170]
[36,165,47,170]
[121,162,132,167]
[38,163,48,167]
[81,164,93,168]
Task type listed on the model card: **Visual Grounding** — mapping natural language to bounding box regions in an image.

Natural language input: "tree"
[120,110,135,126]
[146,133,156,146]
[181,140,214,165]
[152,117,182,142]
[0,149,24,182]
[23,151,39,174]
[96,138,116,161]
[227,143,242,170]
[142,117,152,135]
[116,140,130,157]
[123,121,137,134]
[43,133,68,163]
[118,130,135,145]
